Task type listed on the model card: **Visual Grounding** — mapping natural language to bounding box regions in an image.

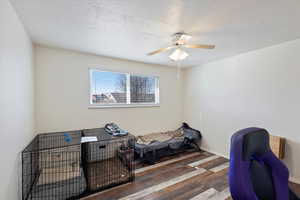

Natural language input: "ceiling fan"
[147,32,215,61]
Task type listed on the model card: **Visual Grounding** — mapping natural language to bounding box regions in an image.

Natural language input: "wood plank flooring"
[81,151,300,200]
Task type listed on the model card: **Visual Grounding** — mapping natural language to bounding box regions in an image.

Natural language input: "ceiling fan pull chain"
[177,61,181,79]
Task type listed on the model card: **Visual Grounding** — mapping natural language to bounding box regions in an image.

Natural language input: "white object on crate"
[81,136,98,143]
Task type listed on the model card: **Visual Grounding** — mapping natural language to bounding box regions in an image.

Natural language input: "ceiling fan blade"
[147,46,176,56]
[184,44,215,49]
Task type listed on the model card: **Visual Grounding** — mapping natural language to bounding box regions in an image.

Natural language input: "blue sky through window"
[91,71,126,94]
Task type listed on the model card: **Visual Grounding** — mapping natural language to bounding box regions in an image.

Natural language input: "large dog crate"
[22,128,135,200]
[82,128,135,192]
[22,131,86,200]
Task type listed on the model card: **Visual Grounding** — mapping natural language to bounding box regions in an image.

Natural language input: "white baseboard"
[201,147,229,159]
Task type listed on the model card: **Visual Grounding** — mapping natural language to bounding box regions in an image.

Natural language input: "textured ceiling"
[11,0,300,67]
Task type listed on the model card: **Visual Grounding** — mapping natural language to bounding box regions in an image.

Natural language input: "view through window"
[90,69,159,106]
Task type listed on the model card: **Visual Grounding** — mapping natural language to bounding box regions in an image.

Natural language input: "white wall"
[183,38,300,181]
[35,45,183,135]
[0,0,35,199]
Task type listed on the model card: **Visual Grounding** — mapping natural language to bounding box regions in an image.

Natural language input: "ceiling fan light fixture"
[169,48,189,61]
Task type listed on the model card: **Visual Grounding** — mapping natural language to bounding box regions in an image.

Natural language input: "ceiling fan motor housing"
[172,32,191,45]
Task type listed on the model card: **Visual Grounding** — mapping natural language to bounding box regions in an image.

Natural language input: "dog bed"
[135,123,201,163]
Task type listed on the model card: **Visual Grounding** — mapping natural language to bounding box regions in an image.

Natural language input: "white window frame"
[89,69,160,108]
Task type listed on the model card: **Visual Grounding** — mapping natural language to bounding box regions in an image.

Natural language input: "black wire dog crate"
[82,128,135,193]
[22,130,86,200]
[22,128,135,200]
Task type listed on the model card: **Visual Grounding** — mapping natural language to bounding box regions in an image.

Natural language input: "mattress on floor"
[29,167,86,200]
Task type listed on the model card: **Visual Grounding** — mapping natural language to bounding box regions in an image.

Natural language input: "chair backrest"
[243,130,275,200]
[229,127,289,200]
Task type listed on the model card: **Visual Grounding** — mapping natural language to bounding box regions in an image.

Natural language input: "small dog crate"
[22,131,86,200]
[82,128,135,192]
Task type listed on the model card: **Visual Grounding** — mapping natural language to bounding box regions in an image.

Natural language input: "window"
[89,69,159,107]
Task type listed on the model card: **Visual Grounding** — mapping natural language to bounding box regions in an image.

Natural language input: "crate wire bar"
[22,131,86,200]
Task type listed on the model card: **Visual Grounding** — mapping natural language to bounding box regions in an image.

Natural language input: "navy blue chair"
[229,127,299,200]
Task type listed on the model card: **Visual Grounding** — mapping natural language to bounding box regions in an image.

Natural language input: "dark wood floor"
[82,151,300,200]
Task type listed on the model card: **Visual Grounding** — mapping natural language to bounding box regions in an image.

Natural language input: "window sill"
[88,104,160,109]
